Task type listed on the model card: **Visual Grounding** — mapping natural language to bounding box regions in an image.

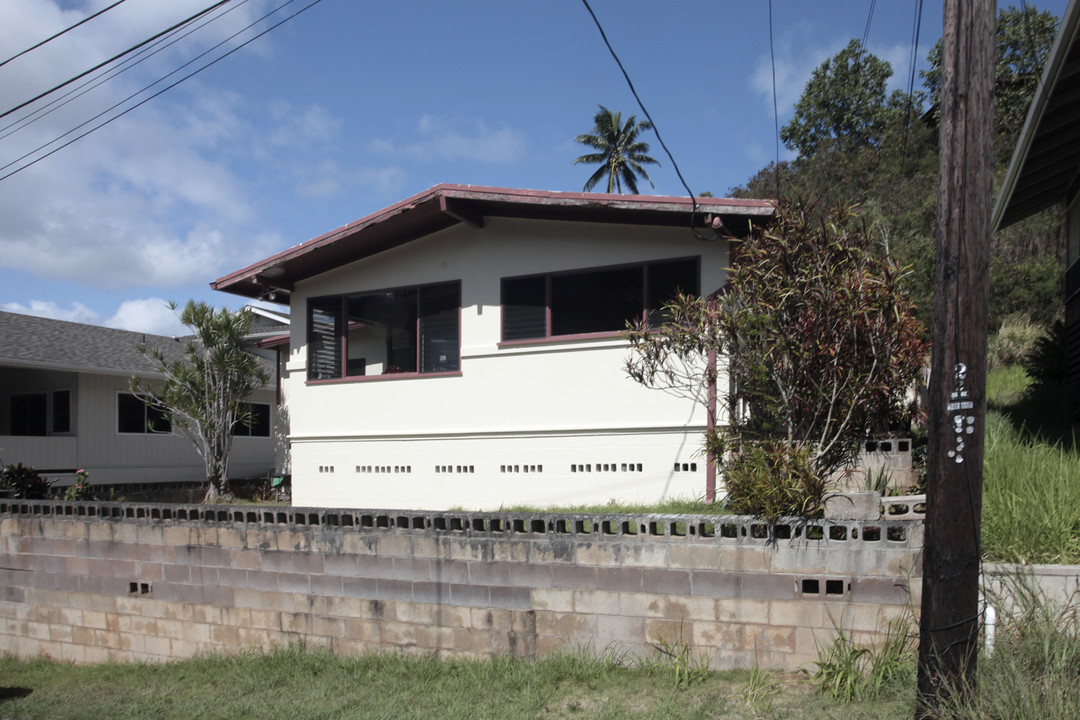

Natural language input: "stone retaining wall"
[0,499,923,670]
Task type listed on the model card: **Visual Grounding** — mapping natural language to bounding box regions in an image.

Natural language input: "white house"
[0,310,280,487]
[213,185,774,510]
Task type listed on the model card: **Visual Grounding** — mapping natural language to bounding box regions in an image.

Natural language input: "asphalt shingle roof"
[0,310,193,377]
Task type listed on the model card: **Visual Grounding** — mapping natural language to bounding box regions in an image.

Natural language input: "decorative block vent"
[318,465,335,473]
[500,465,542,473]
[356,466,412,474]
[435,465,475,474]
[799,577,848,598]
[673,462,699,472]
[570,462,643,473]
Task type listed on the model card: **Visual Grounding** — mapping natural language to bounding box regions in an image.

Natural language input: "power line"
[0,0,326,185]
[768,0,781,199]
[0,0,133,69]
[0,0,254,143]
[862,0,878,48]
[579,0,718,241]
[0,0,236,123]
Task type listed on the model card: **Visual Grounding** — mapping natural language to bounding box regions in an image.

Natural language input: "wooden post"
[916,0,995,714]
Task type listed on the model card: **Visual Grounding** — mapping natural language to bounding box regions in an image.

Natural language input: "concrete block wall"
[0,499,923,670]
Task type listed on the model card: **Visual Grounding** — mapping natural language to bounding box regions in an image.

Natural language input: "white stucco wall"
[286,217,727,510]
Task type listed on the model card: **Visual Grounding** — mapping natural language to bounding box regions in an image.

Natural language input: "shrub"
[987,314,1045,369]
[721,442,825,523]
[0,463,52,499]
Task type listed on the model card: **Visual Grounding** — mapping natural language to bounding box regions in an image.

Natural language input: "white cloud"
[104,298,189,336]
[0,1,283,294]
[373,115,526,165]
[1,300,99,324]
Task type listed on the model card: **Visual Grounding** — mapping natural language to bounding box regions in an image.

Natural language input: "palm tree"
[573,105,660,194]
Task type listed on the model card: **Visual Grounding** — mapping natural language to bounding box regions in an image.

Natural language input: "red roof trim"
[212,184,774,302]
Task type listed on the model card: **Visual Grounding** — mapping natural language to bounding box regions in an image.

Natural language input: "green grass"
[982,364,1080,565]
[0,646,916,720]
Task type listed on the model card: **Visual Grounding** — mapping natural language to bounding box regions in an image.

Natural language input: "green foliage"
[923,5,1060,167]
[627,201,927,512]
[0,462,52,499]
[572,104,659,194]
[982,410,1080,564]
[644,632,712,688]
[781,39,915,158]
[132,301,270,502]
[63,469,92,501]
[987,314,1046,369]
[720,442,825,523]
[809,618,915,703]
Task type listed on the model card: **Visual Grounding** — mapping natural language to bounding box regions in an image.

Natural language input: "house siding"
[286,217,728,510]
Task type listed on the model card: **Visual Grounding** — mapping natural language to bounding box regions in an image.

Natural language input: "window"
[234,403,271,437]
[501,258,699,341]
[10,393,46,436]
[117,393,172,434]
[9,390,72,436]
[307,281,461,381]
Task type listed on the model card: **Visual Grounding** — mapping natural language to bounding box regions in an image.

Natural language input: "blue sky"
[0,0,1069,335]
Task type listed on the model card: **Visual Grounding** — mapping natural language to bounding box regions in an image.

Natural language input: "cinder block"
[689,570,738,598]
[692,619,744,653]
[135,524,165,546]
[534,610,595,639]
[663,596,715,622]
[453,626,494,654]
[572,589,620,616]
[768,599,825,629]
[550,564,598,591]
[596,614,645,647]
[617,592,667,619]
[490,541,529,563]
[718,546,772,573]
[530,588,574,613]
[596,566,643,593]
[528,540,575,565]
[414,623,455,650]
[716,597,771,625]
[376,534,414,558]
[642,617,691,645]
[380,621,418,648]
[281,611,313,635]
[825,491,881,520]
[667,544,721,570]
[641,568,691,595]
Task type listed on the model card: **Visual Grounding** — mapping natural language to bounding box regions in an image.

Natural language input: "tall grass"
[982,411,1080,565]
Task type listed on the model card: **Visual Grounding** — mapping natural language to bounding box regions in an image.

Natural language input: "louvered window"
[307,282,460,380]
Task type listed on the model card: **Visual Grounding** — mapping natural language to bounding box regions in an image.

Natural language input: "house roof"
[0,310,190,377]
[211,184,775,304]
[994,0,1080,229]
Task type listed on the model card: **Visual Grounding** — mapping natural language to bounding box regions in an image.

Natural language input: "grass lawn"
[0,645,916,720]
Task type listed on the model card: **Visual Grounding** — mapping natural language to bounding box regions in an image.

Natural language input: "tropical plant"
[626,200,928,511]
[573,104,659,194]
[132,301,270,502]
[1,462,52,499]
[63,469,92,501]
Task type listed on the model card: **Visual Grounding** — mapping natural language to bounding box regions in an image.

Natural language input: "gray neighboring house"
[994,0,1080,389]
[0,310,280,486]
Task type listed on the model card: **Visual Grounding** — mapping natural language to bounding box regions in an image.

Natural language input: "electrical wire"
[0,0,326,185]
[900,0,925,175]
[579,0,718,241]
[0,0,236,123]
[0,0,133,69]
[862,0,878,48]
[0,0,254,143]
[768,0,781,199]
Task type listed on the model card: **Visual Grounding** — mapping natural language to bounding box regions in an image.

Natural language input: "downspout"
[706,348,717,503]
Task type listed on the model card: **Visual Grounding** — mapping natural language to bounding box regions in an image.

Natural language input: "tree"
[573,104,660,193]
[781,40,906,158]
[132,301,270,502]
[626,201,927,517]
[922,5,1060,167]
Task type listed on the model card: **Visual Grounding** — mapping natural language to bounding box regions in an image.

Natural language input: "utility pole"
[916,0,995,715]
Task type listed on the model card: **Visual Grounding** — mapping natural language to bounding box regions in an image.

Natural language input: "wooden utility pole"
[916,0,995,715]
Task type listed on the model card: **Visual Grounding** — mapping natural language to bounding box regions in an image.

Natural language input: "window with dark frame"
[501,258,699,341]
[117,393,172,434]
[9,393,47,436]
[307,281,461,381]
[233,403,271,437]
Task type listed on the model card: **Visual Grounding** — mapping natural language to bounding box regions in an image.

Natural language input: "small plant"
[864,466,892,496]
[63,469,92,501]
[739,660,780,715]
[0,462,53,499]
[810,626,869,702]
[721,442,825,523]
[645,632,711,688]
